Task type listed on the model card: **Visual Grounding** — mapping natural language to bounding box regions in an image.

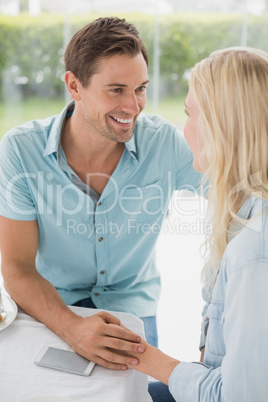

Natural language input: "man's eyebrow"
[105,83,127,87]
[140,80,150,86]
[105,80,150,87]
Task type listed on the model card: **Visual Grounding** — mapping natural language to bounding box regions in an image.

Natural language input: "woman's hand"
[127,339,180,384]
[200,347,205,362]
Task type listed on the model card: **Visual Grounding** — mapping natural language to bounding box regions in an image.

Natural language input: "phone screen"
[35,347,95,376]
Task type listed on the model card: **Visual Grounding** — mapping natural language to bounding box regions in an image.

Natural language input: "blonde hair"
[190,47,268,294]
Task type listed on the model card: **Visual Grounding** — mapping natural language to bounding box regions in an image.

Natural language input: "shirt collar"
[43,101,74,157]
[229,196,268,241]
[125,135,138,160]
[43,100,138,160]
[237,195,268,220]
[237,196,256,220]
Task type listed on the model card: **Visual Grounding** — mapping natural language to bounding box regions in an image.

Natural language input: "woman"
[128,47,268,401]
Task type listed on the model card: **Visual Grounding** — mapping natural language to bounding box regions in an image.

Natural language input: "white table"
[0,298,152,402]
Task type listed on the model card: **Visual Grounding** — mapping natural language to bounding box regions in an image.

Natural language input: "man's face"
[77,53,149,143]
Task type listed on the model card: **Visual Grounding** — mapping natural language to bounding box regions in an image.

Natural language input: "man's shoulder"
[0,113,60,160]
[134,113,180,148]
[136,112,176,132]
[3,114,57,142]
[134,112,187,154]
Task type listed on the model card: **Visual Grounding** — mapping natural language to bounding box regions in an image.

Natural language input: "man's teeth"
[112,116,132,124]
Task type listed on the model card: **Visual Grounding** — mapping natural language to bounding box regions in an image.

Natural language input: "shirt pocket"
[206,302,226,356]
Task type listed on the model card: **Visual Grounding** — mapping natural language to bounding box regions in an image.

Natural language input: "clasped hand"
[66,311,145,370]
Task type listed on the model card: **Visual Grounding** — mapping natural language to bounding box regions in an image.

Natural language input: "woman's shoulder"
[225,198,268,273]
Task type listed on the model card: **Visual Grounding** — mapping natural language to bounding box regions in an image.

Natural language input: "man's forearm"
[2,261,146,370]
[3,261,78,340]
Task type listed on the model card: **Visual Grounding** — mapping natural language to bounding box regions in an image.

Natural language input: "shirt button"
[98,201,102,207]
[99,237,103,242]
[94,293,99,296]
[100,270,105,275]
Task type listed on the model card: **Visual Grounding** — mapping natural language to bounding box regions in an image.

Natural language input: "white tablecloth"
[0,303,152,402]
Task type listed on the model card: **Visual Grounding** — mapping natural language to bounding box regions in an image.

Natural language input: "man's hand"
[60,311,146,370]
[0,217,145,371]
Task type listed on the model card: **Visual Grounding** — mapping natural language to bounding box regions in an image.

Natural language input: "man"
[0,17,201,369]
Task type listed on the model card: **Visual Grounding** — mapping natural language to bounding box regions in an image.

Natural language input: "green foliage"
[0,13,64,99]
[0,12,267,100]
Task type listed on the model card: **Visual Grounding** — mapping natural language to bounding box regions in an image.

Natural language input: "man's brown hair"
[64,17,149,87]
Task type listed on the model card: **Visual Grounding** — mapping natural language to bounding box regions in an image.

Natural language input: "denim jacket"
[169,196,268,401]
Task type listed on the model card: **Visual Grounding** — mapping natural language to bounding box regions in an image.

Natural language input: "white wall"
[157,192,207,362]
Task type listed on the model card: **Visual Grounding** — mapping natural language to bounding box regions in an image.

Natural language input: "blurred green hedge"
[0,12,267,100]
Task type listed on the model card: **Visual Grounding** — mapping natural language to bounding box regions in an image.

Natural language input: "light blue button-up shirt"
[0,102,201,317]
[169,196,268,401]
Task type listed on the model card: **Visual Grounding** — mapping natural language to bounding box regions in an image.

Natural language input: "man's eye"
[111,88,122,93]
[136,86,146,92]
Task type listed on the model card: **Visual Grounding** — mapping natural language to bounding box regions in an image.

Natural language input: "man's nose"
[121,93,141,115]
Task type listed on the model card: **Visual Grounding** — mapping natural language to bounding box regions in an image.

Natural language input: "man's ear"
[64,71,82,101]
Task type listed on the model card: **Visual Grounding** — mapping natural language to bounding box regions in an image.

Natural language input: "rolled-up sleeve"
[169,362,221,401]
